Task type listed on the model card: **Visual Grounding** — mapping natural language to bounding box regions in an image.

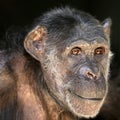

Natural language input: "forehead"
[68,24,107,42]
[67,38,109,49]
[51,25,107,48]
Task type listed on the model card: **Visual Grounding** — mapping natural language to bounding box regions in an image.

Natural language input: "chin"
[65,91,106,118]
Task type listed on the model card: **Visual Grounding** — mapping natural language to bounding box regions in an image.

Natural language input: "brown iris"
[71,47,82,55]
[94,47,105,55]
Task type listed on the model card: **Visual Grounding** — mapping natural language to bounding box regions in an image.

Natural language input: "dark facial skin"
[49,40,109,117]
[0,7,112,120]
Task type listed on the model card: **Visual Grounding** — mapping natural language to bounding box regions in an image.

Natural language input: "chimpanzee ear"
[24,26,47,61]
[102,18,112,38]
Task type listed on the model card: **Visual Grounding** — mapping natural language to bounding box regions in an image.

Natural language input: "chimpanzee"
[0,7,112,120]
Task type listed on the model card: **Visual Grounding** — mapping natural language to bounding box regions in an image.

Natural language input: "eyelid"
[94,47,106,55]
[71,47,82,55]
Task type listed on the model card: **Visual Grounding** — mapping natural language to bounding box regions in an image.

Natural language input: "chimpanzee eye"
[71,47,82,55]
[94,47,105,55]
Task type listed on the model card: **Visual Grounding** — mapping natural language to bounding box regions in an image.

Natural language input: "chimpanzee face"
[41,35,110,118]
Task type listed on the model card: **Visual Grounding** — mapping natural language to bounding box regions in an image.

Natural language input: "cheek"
[42,62,69,102]
[99,56,110,79]
[42,59,67,92]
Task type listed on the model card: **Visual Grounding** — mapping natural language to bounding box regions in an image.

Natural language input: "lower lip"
[68,90,103,101]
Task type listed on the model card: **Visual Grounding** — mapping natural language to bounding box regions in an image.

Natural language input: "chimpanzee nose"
[86,71,97,79]
[79,66,99,80]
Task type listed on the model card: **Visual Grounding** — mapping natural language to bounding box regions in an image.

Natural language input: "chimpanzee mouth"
[68,89,103,101]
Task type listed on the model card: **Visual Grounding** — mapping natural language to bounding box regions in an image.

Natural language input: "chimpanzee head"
[24,7,112,118]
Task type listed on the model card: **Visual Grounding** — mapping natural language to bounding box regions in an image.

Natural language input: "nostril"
[86,71,97,80]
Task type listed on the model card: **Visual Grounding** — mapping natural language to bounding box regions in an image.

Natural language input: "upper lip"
[68,89,103,101]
